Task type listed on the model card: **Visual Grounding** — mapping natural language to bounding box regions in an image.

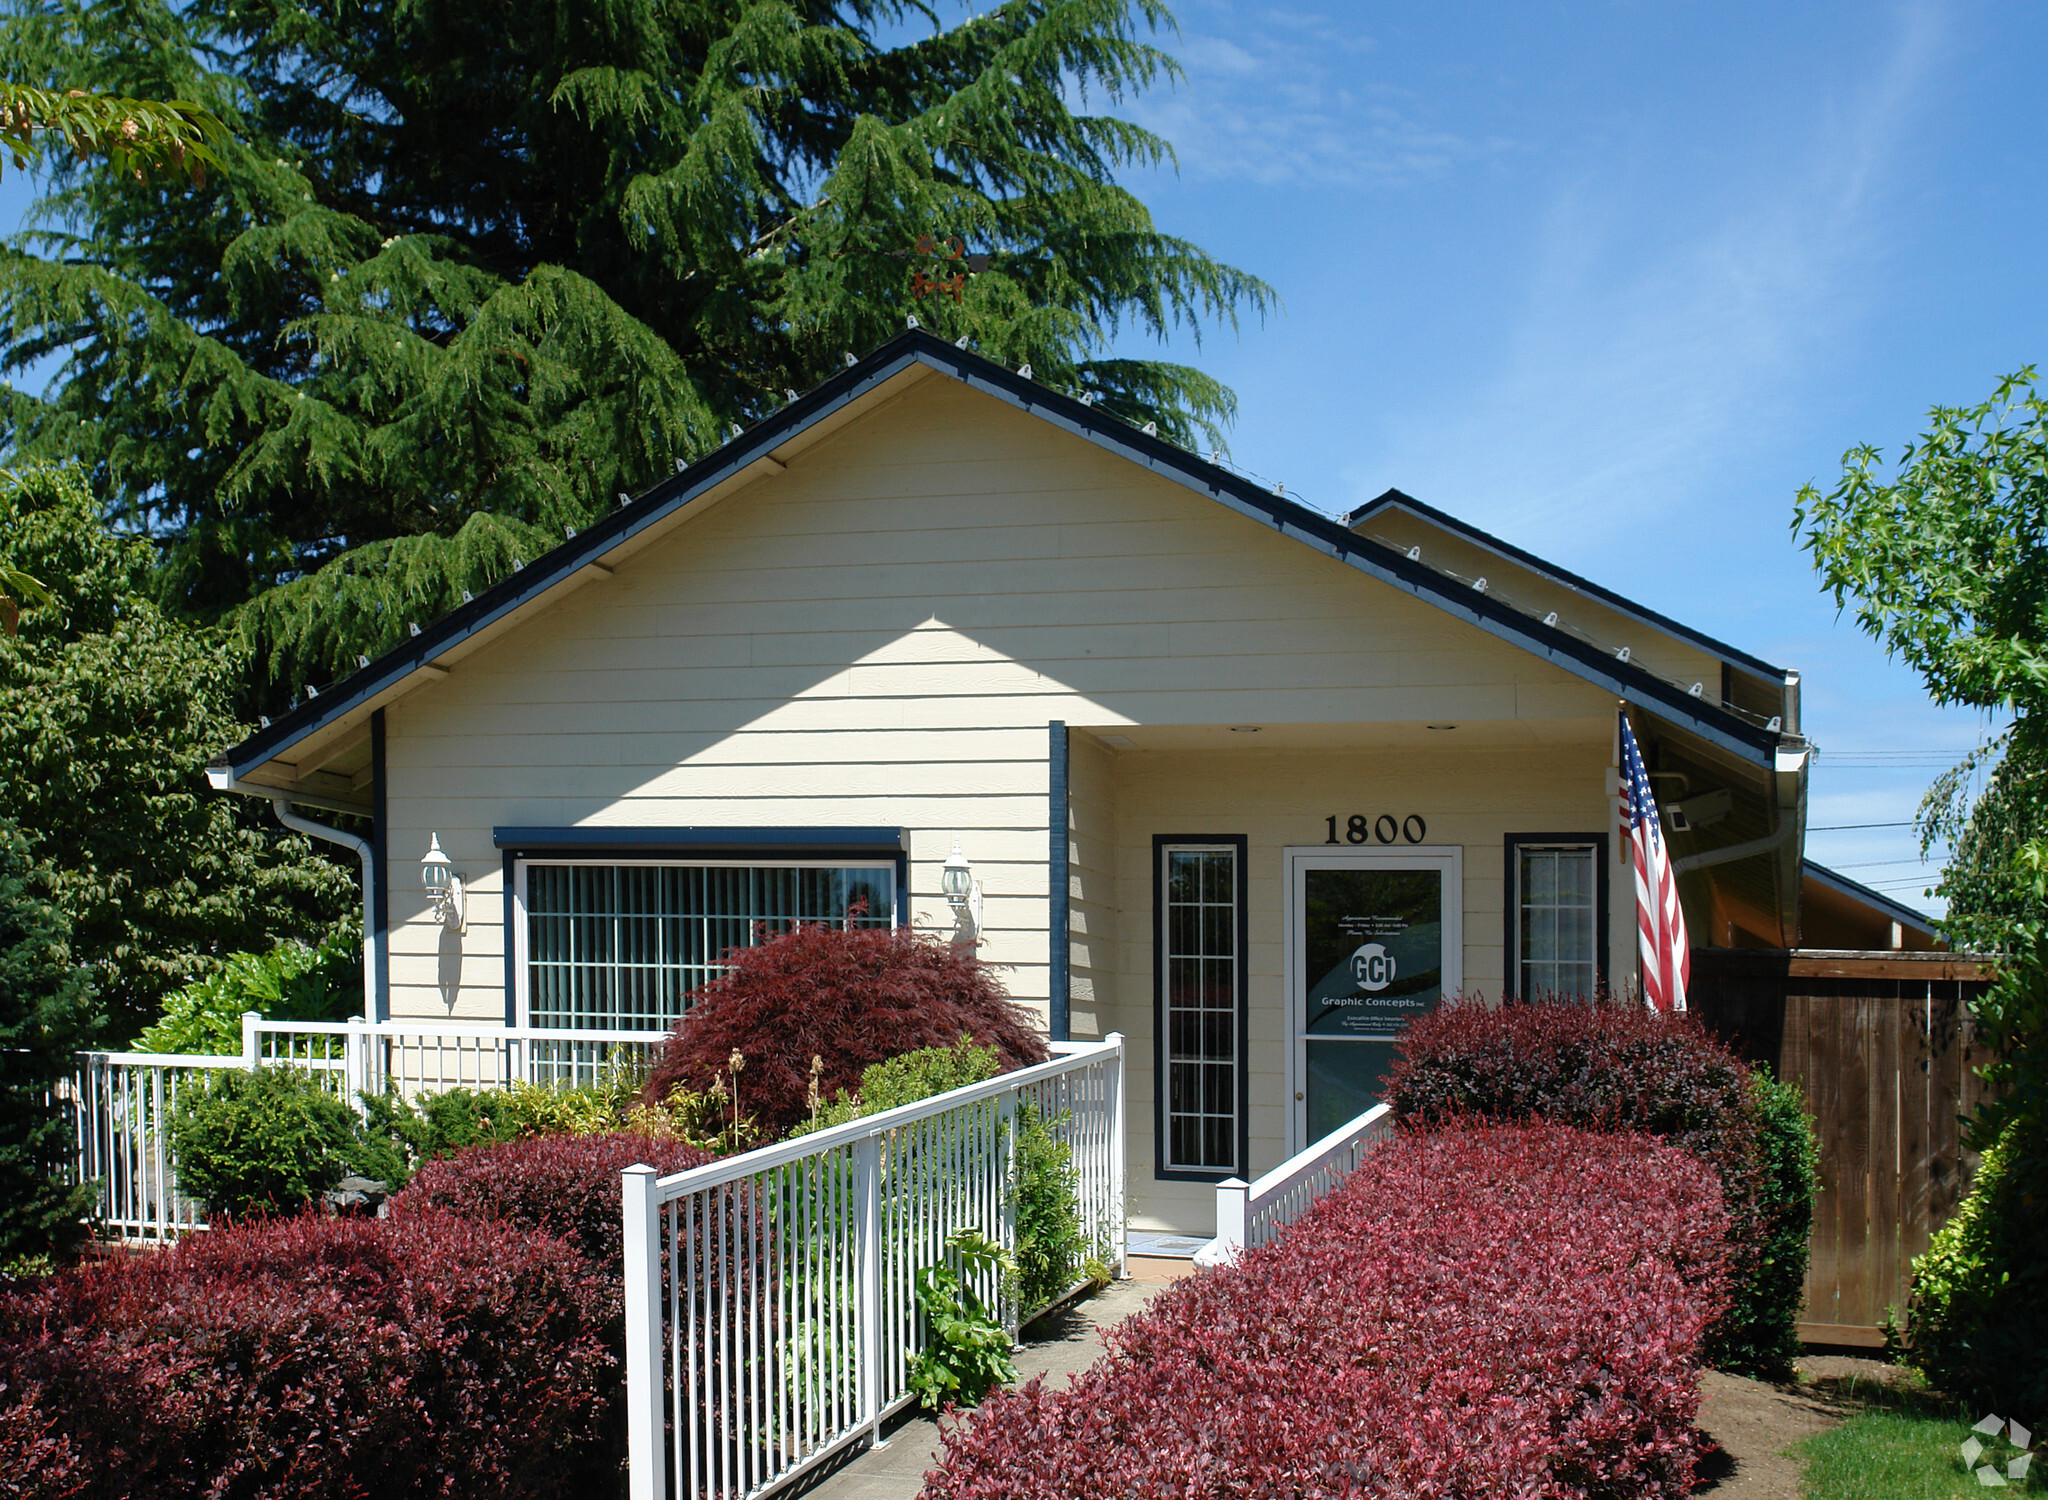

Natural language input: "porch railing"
[1194,1101,1393,1267]
[622,1034,1127,1500]
[71,1016,671,1241]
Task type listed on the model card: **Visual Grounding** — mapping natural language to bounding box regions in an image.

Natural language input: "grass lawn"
[1796,1371,2042,1498]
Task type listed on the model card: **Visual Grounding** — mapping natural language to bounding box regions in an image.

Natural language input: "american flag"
[1620,710,1689,1013]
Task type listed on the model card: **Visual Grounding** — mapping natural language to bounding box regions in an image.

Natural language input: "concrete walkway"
[795,1275,1170,1500]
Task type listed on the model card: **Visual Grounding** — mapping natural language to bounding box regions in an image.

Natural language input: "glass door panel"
[1285,848,1461,1150]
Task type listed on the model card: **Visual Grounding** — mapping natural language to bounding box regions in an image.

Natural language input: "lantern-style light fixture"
[420,832,466,932]
[941,837,982,940]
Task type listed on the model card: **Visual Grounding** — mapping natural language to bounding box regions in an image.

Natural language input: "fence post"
[1105,1032,1127,1279]
[240,1011,261,1071]
[854,1132,887,1449]
[346,1015,370,1112]
[622,1164,665,1500]
[1211,1177,1249,1266]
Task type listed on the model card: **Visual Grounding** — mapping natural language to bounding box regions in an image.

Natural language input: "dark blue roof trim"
[1803,859,1939,936]
[1347,488,1787,681]
[495,825,906,853]
[224,330,1781,777]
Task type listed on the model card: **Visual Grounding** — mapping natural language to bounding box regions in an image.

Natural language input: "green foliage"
[1725,1069,1820,1380]
[169,1065,362,1218]
[1794,371,2048,946]
[0,81,224,184]
[1964,841,2048,1155]
[791,1035,1001,1136]
[0,0,1273,708]
[0,819,97,1263]
[135,918,362,1055]
[0,464,356,1042]
[1014,1101,1088,1314]
[1902,1120,2048,1417]
[906,1226,1017,1411]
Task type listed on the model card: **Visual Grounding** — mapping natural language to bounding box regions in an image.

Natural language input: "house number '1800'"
[1324,814,1428,845]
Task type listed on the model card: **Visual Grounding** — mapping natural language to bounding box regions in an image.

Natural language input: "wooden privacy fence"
[1689,948,1995,1347]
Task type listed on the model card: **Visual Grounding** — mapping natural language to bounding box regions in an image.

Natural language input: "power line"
[1808,820,1916,831]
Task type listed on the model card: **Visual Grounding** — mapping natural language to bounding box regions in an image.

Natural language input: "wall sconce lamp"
[420,832,466,933]
[941,837,983,940]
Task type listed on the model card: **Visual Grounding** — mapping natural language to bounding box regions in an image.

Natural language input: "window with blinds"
[521,861,896,1030]
[1513,843,1599,1000]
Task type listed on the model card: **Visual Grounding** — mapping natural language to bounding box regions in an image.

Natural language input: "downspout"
[271,795,380,1021]
[1671,738,1809,944]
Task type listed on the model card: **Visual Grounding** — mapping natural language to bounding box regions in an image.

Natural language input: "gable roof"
[215,329,1789,790]
[1347,488,1787,683]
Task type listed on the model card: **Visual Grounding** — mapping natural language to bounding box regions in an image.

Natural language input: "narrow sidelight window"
[1511,841,1602,1000]
[1157,840,1245,1176]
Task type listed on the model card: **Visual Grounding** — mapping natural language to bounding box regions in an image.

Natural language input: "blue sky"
[1088,0,2048,915]
[4,0,2036,915]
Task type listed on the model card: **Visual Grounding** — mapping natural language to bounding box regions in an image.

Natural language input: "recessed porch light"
[1229,725,1262,733]
[1427,724,1457,731]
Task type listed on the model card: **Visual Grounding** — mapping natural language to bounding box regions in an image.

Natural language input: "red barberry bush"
[1384,996,1809,1378]
[642,923,1048,1138]
[923,1125,1731,1500]
[0,1210,610,1500]
[391,1130,714,1316]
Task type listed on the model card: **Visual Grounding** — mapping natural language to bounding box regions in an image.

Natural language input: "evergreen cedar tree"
[0,465,354,1042]
[1795,369,2048,950]
[642,923,1048,1137]
[1384,997,1815,1380]
[924,1126,1732,1500]
[0,1210,615,1499]
[0,0,1274,713]
[0,820,97,1266]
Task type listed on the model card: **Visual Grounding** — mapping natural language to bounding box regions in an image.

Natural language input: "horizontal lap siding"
[382,377,1609,1034]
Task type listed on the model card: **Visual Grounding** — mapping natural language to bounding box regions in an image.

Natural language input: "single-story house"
[211,329,1836,1234]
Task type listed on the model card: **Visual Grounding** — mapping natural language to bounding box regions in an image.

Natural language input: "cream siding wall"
[381,377,1626,1070]
[1068,739,1630,1235]
[1064,730,1120,1041]
[1357,508,1728,698]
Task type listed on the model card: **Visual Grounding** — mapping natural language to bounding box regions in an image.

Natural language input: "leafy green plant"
[136,919,363,1056]
[0,820,97,1265]
[1014,1102,1090,1315]
[1723,1068,1820,1377]
[1902,1121,2048,1415]
[792,1036,1002,1137]
[169,1065,364,1218]
[906,1228,1017,1413]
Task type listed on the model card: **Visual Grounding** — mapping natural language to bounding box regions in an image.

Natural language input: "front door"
[1284,847,1463,1150]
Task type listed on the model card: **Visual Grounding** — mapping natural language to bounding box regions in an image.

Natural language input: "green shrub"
[1903,1119,2048,1415]
[1729,1069,1821,1378]
[136,919,363,1056]
[1014,1102,1088,1314]
[170,1066,365,1217]
[0,820,97,1265]
[906,1228,1018,1412]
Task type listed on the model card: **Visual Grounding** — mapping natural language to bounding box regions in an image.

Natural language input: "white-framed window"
[1506,837,1605,1001]
[515,859,897,1030]
[1156,837,1245,1178]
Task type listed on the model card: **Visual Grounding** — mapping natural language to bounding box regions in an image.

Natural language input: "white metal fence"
[70,1015,669,1241]
[1194,1102,1393,1268]
[622,1034,1127,1500]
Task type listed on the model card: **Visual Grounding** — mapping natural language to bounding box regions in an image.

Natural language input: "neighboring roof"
[216,330,1788,785]
[1803,859,1940,938]
[1346,487,1788,682]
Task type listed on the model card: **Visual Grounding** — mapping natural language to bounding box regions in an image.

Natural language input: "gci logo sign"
[1351,943,1396,993]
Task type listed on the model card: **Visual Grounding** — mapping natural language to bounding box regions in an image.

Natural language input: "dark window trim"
[503,829,910,1026]
[1048,722,1070,1042]
[1502,832,1611,1002]
[1152,833,1251,1184]
[370,709,389,1023]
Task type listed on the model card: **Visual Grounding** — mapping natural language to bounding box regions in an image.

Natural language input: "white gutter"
[267,794,381,1022]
